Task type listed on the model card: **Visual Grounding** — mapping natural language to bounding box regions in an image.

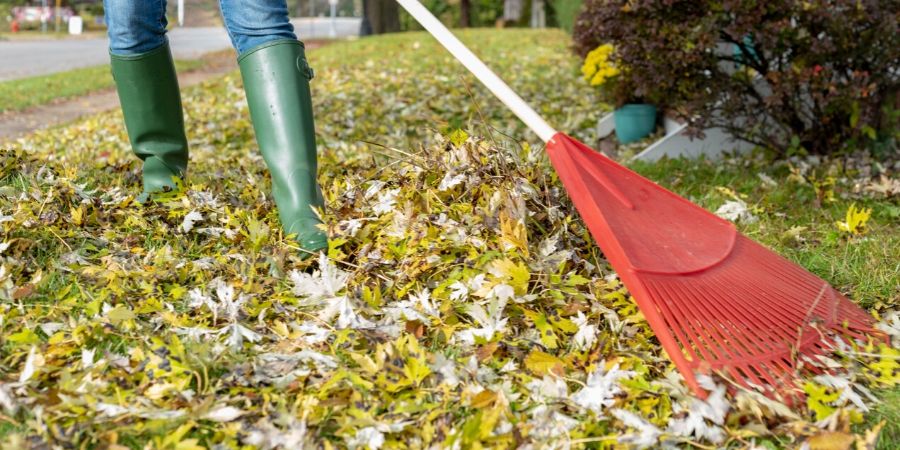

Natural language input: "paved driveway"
[0,18,361,81]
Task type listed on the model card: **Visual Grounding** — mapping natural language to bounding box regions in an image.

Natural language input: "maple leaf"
[221,323,262,349]
[372,188,399,215]
[348,427,385,450]
[289,253,350,301]
[499,213,529,257]
[181,210,203,233]
[571,362,635,414]
[454,298,508,345]
[571,311,598,350]
[611,408,663,449]
[527,375,568,401]
[667,375,729,444]
[715,199,758,223]
[438,171,466,191]
[320,296,375,329]
[835,203,872,235]
[448,281,469,301]
[430,353,461,387]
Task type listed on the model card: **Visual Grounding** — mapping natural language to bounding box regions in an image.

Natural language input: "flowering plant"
[580,44,642,107]
[581,44,619,86]
[573,0,898,155]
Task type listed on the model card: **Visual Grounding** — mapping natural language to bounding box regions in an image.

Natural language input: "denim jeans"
[104,0,297,56]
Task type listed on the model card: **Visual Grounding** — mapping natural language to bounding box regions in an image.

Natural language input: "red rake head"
[545,133,879,397]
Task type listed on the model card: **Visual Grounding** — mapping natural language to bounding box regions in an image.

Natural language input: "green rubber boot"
[110,42,189,202]
[238,39,327,253]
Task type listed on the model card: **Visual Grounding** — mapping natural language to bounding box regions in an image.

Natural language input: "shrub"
[573,0,899,156]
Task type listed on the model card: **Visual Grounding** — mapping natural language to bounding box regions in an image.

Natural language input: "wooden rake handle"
[395,0,558,143]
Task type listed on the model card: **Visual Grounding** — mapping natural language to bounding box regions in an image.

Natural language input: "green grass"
[630,155,899,310]
[0,59,204,113]
[864,386,900,449]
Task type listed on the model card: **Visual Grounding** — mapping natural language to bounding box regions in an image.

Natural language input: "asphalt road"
[0,18,362,82]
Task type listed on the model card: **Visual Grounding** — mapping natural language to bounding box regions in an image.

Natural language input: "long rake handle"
[396,0,558,143]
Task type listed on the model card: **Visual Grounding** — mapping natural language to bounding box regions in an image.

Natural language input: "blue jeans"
[104,0,297,56]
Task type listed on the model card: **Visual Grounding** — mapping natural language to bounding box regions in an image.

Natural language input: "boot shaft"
[110,42,189,195]
[239,39,326,253]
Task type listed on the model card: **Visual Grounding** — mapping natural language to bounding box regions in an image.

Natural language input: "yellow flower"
[581,44,619,87]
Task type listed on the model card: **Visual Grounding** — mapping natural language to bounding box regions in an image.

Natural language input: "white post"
[178,0,184,26]
[395,0,557,142]
[40,0,48,33]
[329,0,338,38]
[310,0,316,37]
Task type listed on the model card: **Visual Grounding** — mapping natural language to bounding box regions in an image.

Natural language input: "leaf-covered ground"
[1,29,898,449]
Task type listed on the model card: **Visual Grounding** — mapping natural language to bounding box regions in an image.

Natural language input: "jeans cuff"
[108,39,171,60]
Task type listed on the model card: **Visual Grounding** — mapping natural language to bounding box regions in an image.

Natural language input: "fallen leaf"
[807,431,855,450]
[524,350,565,376]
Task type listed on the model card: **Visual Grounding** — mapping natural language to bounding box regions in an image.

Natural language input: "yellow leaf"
[835,203,872,235]
[106,305,135,326]
[499,213,529,257]
[145,382,176,400]
[857,421,885,450]
[869,345,899,386]
[806,431,855,450]
[448,128,469,147]
[169,285,187,300]
[271,320,290,338]
[804,382,840,421]
[489,258,530,294]
[403,355,432,385]
[174,439,206,450]
[7,329,41,345]
[470,390,498,408]
[782,225,808,243]
[524,350,565,376]
[70,205,85,226]
[715,186,741,200]
[160,423,198,449]
[351,353,381,375]
[524,310,558,349]
[348,371,375,390]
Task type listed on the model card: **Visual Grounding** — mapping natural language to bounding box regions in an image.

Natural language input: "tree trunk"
[295,0,304,17]
[460,0,471,27]
[362,0,400,34]
[381,0,400,33]
[360,0,373,35]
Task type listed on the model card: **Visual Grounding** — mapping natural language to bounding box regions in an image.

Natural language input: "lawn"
[0,28,897,449]
[0,58,205,113]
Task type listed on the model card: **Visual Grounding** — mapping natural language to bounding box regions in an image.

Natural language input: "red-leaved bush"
[573,0,899,156]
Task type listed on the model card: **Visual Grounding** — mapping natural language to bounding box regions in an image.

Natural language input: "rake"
[396,0,879,396]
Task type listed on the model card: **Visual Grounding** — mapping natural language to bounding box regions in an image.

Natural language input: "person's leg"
[218,0,297,55]
[105,0,189,201]
[221,0,327,253]
[104,0,167,56]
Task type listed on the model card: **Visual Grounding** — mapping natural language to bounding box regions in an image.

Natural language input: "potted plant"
[581,44,657,144]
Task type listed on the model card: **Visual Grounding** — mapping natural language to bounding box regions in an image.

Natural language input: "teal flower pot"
[733,34,758,66]
[614,104,657,144]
